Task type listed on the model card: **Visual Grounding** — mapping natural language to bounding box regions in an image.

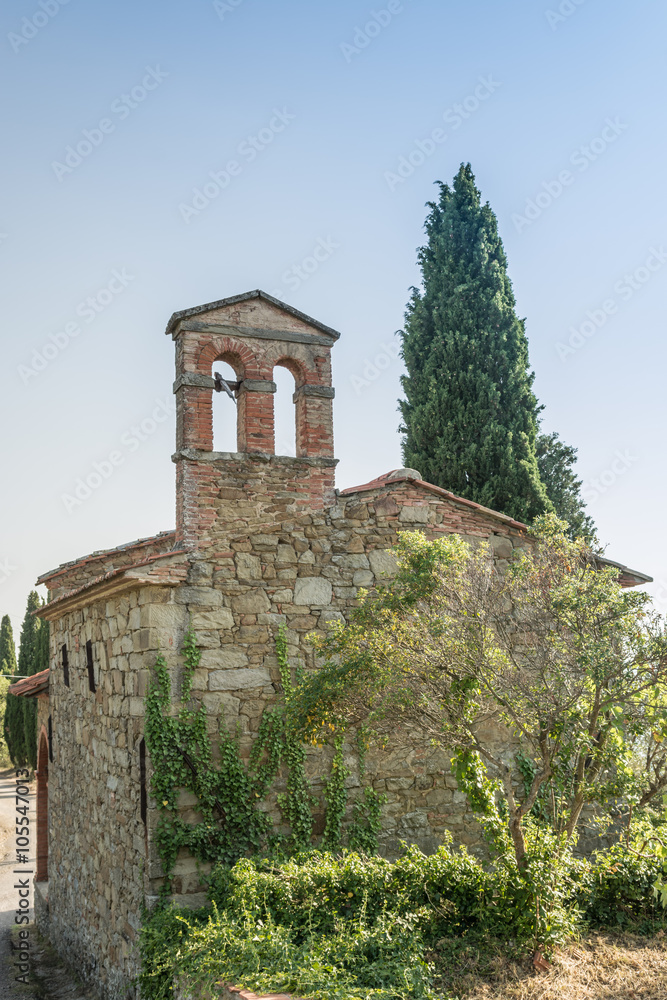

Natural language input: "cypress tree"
[536,431,596,543]
[0,615,16,677]
[5,592,43,768]
[0,615,18,765]
[399,163,550,523]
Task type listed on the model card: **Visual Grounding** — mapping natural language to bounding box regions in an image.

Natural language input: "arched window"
[212,360,241,453]
[273,364,297,457]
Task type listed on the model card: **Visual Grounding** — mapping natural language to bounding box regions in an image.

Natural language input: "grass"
[432,931,667,999]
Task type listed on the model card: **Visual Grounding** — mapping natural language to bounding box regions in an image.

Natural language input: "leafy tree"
[292,519,667,871]
[536,430,596,543]
[399,163,550,524]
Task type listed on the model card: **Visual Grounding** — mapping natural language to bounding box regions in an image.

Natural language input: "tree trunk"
[510,813,528,870]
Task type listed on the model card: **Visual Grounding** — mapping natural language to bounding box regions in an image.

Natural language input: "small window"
[86,640,96,693]
[139,739,147,825]
[48,715,54,763]
[61,645,69,687]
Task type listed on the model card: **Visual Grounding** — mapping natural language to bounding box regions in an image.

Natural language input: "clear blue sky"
[1,0,666,642]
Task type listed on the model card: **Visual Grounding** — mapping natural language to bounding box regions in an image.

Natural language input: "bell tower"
[166,290,339,550]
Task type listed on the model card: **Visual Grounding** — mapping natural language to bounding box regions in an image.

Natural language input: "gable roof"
[9,668,49,698]
[165,289,341,341]
[341,469,653,587]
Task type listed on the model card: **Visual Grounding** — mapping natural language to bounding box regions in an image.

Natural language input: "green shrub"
[578,842,667,931]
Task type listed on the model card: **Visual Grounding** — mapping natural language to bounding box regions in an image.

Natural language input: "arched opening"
[273,364,297,457]
[36,729,48,882]
[212,360,241,453]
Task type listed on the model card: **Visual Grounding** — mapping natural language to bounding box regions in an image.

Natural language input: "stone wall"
[41,587,184,998]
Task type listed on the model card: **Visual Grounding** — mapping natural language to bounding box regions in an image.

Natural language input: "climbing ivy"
[144,624,385,895]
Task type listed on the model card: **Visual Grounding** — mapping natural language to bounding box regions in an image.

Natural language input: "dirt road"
[0,769,35,997]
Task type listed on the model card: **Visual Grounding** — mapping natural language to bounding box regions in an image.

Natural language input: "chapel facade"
[13,290,650,1000]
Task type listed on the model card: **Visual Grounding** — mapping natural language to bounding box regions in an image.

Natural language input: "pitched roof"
[9,669,49,698]
[37,550,188,621]
[37,530,177,586]
[341,469,529,530]
[341,469,652,587]
[164,289,341,340]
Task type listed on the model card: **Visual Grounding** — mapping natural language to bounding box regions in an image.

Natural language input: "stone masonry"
[29,290,651,1000]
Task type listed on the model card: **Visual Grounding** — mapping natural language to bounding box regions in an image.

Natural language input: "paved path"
[0,772,93,1000]
[0,769,36,998]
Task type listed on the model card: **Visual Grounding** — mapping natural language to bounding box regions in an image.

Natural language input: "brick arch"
[36,726,49,881]
[271,353,306,382]
[196,337,265,379]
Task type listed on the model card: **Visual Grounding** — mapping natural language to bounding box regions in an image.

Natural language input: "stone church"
[11,290,650,999]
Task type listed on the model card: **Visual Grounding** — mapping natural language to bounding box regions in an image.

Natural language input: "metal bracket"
[214,372,241,403]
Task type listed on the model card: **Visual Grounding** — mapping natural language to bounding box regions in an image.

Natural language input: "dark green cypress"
[21,594,48,770]
[5,592,44,768]
[0,615,16,677]
[536,431,596,543]
[0,615,18,766]
[399,163,551,524]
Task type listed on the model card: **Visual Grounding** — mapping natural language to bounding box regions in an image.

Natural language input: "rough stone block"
[489,534,513,560]
[192,609,234,630]
[175,587,223,607]
[209,668,272,691]
[235,552,262,581]
[368,549,399,580]
[231,590,271,614]
[294,577,333,606]
[398,505,430,524]
[200,648,248,670]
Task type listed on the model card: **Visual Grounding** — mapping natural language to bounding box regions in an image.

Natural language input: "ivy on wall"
[144,625,386,894]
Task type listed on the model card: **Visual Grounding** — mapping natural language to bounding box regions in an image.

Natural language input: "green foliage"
[144,629,274,886]
[4,594,47,769]
[0,615,17,675]
[140,829,667,999]
[144,626,383,895]
[139,899,438,1000]
[536,430,596,543]
[399,163,550,524]
[0,614,18,767]
[578,840,667,931]
[293,521,667,874]
[321,736,349,851]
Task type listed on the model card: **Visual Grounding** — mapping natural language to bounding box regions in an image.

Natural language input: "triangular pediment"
[165,289,340,341]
